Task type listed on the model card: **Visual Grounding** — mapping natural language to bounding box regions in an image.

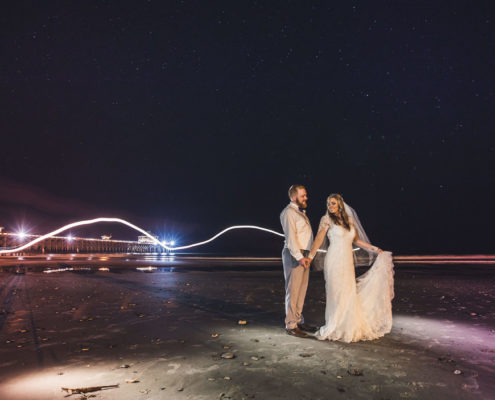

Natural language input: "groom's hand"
[299,257,310,269]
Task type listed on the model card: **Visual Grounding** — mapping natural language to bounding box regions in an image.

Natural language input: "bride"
[308,194,395,342]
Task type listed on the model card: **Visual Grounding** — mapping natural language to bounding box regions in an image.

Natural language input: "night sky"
[1,2,494,255]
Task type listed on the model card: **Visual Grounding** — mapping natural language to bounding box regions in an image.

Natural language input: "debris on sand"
[61,384,119,395]
[347,369,363,376]
[221,352,235,359]
[125,378,140,383]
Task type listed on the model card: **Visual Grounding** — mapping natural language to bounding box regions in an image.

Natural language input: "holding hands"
[299,257,311,269]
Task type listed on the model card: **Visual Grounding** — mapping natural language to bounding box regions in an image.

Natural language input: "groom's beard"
[295,199,307,209]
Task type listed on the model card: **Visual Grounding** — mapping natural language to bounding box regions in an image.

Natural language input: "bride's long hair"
[327,193,351,231]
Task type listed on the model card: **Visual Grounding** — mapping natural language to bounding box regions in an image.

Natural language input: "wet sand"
[0,259,494,399]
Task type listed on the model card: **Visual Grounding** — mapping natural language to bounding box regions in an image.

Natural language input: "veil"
[344,203,375,267]
[312,202,375,271]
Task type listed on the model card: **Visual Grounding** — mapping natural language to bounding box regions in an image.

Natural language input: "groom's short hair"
[288,184,305,200]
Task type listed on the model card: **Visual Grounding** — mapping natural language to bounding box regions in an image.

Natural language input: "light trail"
[393,254,495,260]
[0,217,287,255]
[171,224,285,250]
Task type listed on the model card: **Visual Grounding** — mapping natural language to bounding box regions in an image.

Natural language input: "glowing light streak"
[0,218,288,254]
[0,218,162,254]
[136,266,157,272]
[392,254,495,264]
[43,267,73,274]
[393,254,495,260]
[171,225,284,250]
[394,259,495,265]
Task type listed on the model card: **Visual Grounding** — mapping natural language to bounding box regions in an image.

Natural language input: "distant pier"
[0,230,167,255]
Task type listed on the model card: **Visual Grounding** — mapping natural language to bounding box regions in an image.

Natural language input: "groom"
[280,185,317,338]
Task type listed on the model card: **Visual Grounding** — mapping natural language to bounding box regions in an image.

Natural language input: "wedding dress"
[315,214,394,342]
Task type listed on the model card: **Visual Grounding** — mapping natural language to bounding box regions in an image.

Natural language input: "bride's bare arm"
[308,227,328,260]
[353,230,382,253]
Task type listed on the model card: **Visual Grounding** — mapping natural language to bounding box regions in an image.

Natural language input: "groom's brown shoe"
[297,323,318,333]
[286,327,309,338]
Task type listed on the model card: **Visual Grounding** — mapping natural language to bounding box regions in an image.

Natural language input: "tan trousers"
[282,248,310,329]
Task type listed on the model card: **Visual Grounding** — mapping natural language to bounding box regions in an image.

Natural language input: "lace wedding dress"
[316,214,395,342]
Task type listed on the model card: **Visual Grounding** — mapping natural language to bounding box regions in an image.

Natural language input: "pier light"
[66,235,74,242]
[170,240,175,246]
[16,230,26,239]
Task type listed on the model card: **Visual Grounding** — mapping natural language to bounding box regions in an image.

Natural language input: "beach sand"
[0,261,494,399]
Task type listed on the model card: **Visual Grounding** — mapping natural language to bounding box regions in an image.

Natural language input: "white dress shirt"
[280,202,314,261]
